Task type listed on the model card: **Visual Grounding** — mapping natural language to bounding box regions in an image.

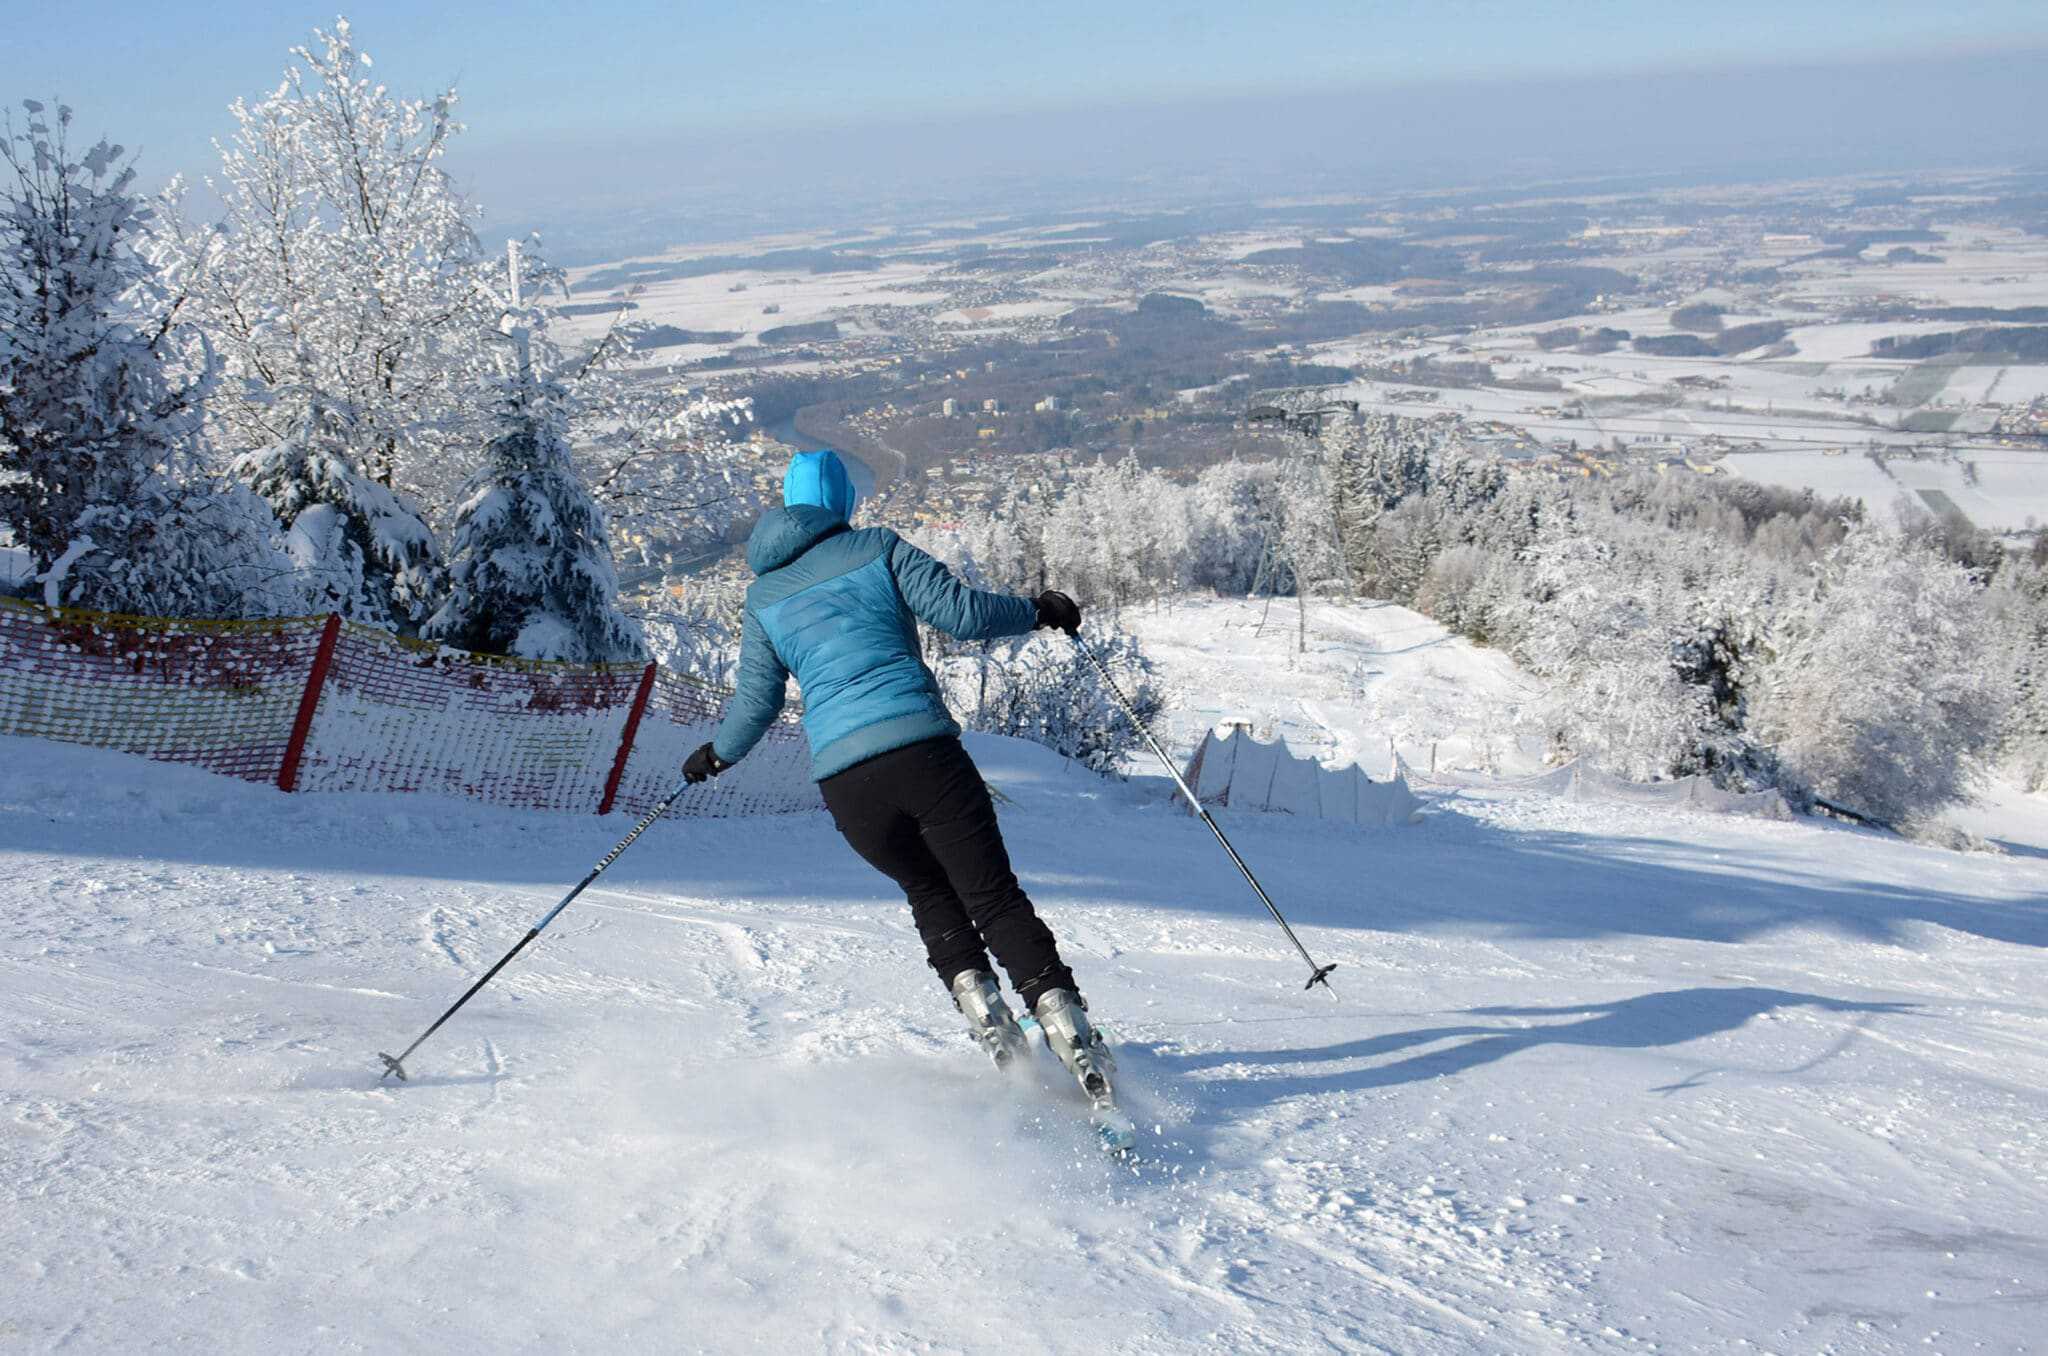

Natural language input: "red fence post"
[278,613,342,793]
[598,662,659,815]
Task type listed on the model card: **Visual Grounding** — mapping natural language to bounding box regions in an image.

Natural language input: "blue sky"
[10,1,2046,180]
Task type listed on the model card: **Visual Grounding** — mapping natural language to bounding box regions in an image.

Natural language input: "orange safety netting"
[0,598,819,818]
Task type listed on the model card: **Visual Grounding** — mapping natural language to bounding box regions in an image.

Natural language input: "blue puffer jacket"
[711,505,1037,780]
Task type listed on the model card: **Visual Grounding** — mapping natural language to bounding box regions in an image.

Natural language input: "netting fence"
[0,597,820,819]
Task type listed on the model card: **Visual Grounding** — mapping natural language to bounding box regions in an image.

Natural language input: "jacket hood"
[783,449,859,521]
[746,504,850,575]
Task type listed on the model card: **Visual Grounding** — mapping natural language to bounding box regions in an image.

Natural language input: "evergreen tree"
[233,401,441,625]
[424,246,643,663]
[0,101,300,618]
[1986,558,2048,790]
[1,103,168,571]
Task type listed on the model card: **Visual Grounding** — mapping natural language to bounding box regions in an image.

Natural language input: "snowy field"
[1297,219,2048,532]
[1781,229,2048,311]
[554,259,949,352]
[1316,339,2048,532]
[1721,447,2048,534]
[7,601,2048,1352]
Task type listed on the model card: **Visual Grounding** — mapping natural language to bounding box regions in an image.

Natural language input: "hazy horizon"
[470,45,2047,264]
[8,4,2045,261]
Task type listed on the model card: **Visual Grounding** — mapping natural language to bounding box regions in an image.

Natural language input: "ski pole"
[1069,632,1338,996]
[377,771,693,1083]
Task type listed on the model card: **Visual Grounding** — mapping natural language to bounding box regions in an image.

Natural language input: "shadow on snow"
[1141,985,1920,1109]
[6,746,2041,953]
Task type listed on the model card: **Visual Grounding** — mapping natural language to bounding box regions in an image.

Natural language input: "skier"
[683,449,1118,1108]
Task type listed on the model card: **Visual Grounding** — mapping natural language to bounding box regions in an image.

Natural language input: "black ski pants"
[819,735,1075,1010]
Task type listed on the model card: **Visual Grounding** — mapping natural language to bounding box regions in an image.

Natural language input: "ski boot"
[950,969,1031,1071]
[1031,989,1136,1153]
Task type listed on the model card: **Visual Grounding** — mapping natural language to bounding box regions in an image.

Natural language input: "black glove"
[1033,589,1081,636]
[683,742,729,784]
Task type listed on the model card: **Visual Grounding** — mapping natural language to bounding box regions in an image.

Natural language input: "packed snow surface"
[6,624,2048,1352]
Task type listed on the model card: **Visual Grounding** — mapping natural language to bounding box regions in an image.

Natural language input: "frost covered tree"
[569,333,756,564]
[233,400,439,623]
[1749,531,2008,825]
[149,21,489,622]
[423,245,644,663]
[1039,454,1194,607]
[1,103,170,571]
[0,101,300,618]
[953,489,1043,594]
[1512,534,1714,780]
[933,620,1165,774]
[1188,459,1280,595]
[50,480,305,619]
[921,402,2030,823]
[636,569,747,688]
[910,529,1166,771]
[1983,556,2048,791]
[1412,542,1504,640]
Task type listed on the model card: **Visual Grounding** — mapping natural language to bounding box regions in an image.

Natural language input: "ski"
[1089,1098,1139,1156]
[1021,1013,1138,1155]
[956,978,1137,1155]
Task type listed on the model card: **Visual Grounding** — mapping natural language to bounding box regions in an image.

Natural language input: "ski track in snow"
[3,599,2046,1353]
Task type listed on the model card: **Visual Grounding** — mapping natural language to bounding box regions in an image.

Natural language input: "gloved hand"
[683,742,729,784]
[1033,589,1081,636]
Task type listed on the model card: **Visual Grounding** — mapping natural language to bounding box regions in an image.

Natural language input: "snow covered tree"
[1749,530,2008,825]
[1188,459,1280,595]
[566,336,756,565]
[1,103,171,571]
[233,401,439,624]
[149,21,490,622]
[936,620,1164,774]
[1318,411,1447,589]
[1413,543,1501,640]
[636,568,748,688]
[952,489,1043,594]
[0,101,301,618]
[1035,454,1193,607]
[50,479,307,619]
[1984,557,2048,791]
[1512,533,1714,780]
[423,245,643,663]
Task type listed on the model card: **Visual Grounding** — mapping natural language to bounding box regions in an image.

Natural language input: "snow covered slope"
[4,722,2046,1353]
[1120,595,1547,781]
[1125,594,2048,854]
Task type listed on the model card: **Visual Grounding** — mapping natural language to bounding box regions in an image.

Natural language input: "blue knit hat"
[783,449,858,522]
